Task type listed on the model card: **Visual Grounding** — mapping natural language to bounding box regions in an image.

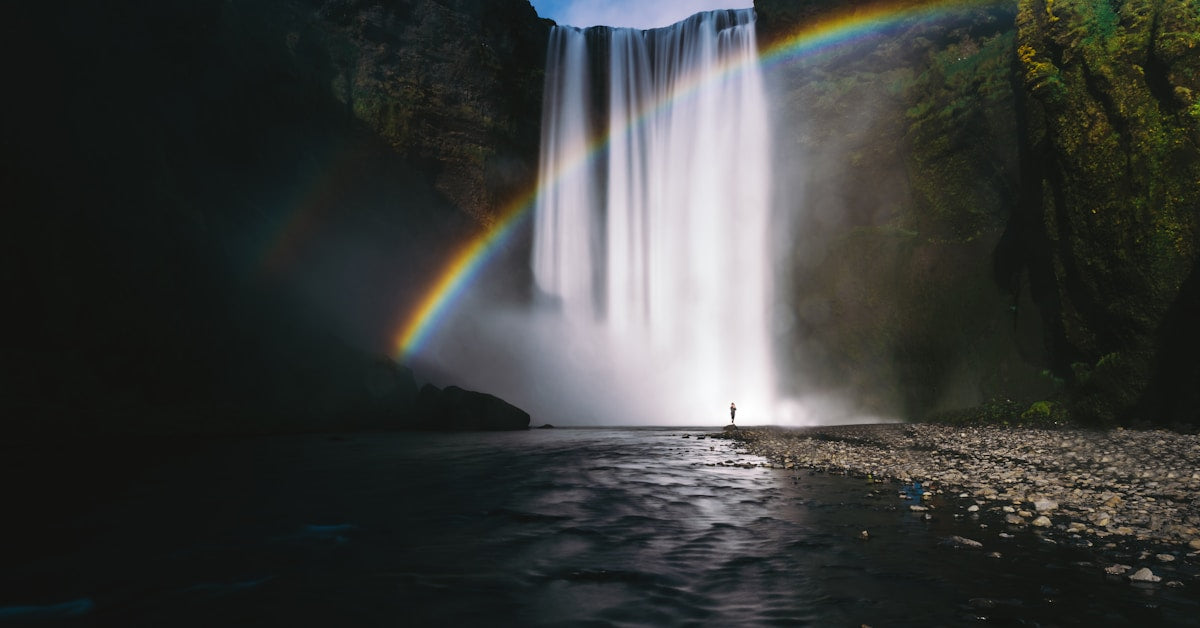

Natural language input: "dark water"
[3,428,1198,626]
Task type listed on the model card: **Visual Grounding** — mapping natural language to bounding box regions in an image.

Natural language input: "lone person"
[730,402,737,424]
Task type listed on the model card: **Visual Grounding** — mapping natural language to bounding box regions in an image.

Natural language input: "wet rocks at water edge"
[715,424,1200,581]
[1129,567,1162,583]
[942,535,983,549]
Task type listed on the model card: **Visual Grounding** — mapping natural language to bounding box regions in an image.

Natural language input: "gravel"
[717,423,1200,559]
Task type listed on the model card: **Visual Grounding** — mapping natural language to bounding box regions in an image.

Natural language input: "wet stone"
[1129,567,1161,583]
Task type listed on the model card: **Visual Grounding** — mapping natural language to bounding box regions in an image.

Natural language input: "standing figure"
[730,402,737,424]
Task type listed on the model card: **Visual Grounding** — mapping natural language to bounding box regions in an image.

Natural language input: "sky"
[528,0,752,29]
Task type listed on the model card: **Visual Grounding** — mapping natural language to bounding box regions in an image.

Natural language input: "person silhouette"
[730,402,737,424]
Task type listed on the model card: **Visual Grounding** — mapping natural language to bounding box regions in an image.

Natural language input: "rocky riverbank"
[716,423,1200,582]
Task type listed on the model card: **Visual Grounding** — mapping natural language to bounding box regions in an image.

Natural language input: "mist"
[759,9,1048,421]
[402,11,882,427]
[401,8,1043,427]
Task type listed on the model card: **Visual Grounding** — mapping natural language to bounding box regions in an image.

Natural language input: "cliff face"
[758,0,1045,418]
[758,0,1200,425]
[6,0,1196,432]
[315,0,548,222]
[2,0,548,434]
[1009,0,1200,424]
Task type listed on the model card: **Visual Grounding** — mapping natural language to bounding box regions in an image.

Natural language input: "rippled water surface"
[4,428,1199,626]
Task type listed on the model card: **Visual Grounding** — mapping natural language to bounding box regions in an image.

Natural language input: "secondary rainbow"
[393,0,1007,361]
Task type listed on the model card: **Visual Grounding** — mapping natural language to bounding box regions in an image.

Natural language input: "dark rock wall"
[2,0,547,434]
[315,0,549,223]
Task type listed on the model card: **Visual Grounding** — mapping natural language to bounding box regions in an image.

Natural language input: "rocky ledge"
[719,424,1200,567]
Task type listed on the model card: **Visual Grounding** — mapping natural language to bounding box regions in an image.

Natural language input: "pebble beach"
[715,423,1200,583]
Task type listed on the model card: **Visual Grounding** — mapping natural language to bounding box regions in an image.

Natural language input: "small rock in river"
[1005,514,1024,525]
[967,504,979,512]
[943,535,983,549]
[1155,553,1176,562]
[1129,567,1161,583]
[910,505,929,512]
[1105,564,1131,575]
[1032,515,1052,528]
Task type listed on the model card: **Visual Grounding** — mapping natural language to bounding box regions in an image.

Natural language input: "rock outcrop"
[311,0,549,222]
[411,384,531,431]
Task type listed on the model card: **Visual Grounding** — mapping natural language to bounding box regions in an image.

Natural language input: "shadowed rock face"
[2,0,546,434]
[313,0,550,222]
[756,0,1199,425]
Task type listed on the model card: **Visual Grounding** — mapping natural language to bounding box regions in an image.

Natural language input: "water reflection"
[3,428,1197,626]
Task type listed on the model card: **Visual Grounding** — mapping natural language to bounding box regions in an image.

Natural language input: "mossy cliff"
[1006,0,1200,425]
[758,0,1043,419]
[314,0,548,223]
[2,0,548,434]
[757,0,1200,425]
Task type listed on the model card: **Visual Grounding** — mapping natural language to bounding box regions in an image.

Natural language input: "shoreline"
[716,423,1200,580]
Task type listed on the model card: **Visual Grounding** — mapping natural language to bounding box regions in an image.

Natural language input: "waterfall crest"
[532,10,774,423]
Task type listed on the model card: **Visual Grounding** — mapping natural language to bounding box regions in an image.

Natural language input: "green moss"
[927,397,1074,428]
[1014,0,1200,425]
[1021,399,1054,418]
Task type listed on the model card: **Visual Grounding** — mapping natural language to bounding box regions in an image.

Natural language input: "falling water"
[532,10,774,423]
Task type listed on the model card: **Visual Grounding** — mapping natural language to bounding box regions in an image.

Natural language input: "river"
[2,427,1197,626]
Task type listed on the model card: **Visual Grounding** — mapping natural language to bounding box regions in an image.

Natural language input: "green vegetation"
[1015,0,1200,425]
[761,0,1200,427]
[926,397,1074,428]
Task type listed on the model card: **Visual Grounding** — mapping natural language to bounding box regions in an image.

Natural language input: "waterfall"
[532,9,775,423]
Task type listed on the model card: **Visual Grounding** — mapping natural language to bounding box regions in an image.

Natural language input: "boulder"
[413,384,530,431]
[1129,567,1161,583]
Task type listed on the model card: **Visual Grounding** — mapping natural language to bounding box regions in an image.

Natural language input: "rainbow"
[392,0,1008,361]
[391,188,538,359]
[261,152,350,276]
